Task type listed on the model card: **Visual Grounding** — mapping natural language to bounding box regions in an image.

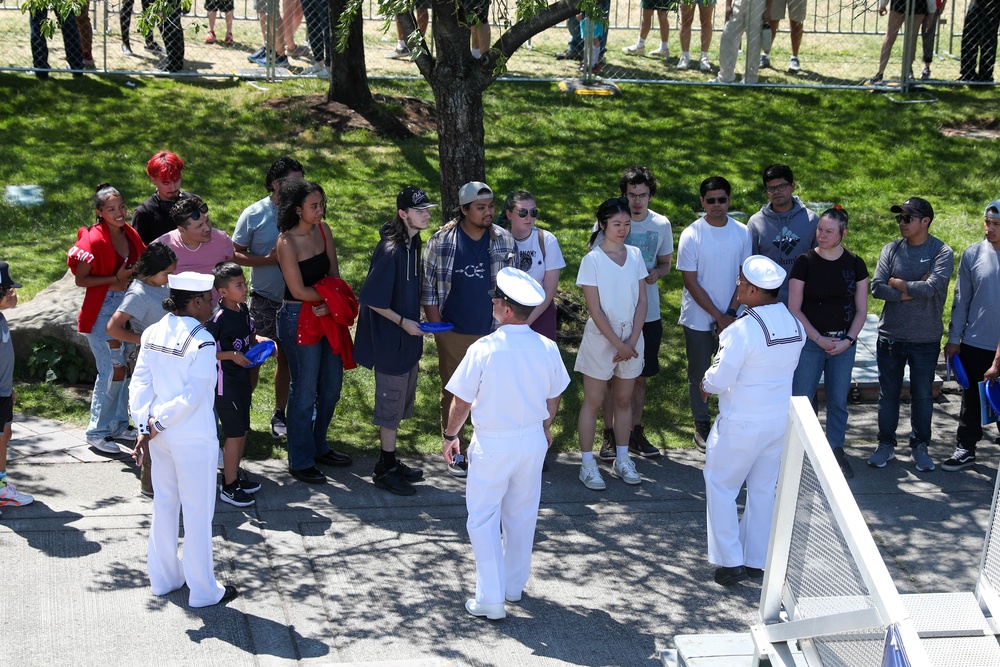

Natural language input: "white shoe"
[677,53,690,69]
[465,599,505,620]
[760,53,771,69]
[612,457,641,485]
[88,435,121,454]
[0,482,34,507]
[648,46,669,58]
[579,460,606,490]
[299,63,330,78]
[505,591,522,603]
[385,46,411,60]
[116,426,138,442]
[700,55,712,71]
[788,55,801,72]
[622,43,645,56]
[709,75,735,84]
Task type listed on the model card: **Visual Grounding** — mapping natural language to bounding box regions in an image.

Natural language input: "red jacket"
[297,276,358,370]
[67,222,145,333]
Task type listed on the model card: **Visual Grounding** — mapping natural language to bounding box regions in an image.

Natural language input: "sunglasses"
[187,203,210,221]
[513,208,539,219]
[895,214,919,224]
[601,196,630,211]
[704,196,729,205]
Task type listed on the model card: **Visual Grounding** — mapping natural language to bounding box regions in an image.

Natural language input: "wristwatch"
[844,335,856,347]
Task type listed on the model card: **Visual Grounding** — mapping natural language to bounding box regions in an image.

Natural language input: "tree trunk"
[327,0,373,111]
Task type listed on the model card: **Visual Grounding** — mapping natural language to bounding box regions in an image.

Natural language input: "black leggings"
[120,0,155,47]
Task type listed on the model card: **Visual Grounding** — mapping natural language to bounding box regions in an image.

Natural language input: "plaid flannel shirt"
[420,220,516,315]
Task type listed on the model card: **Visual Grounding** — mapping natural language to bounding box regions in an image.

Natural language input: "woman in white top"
[505,190,566,341]
[575,197,648,491]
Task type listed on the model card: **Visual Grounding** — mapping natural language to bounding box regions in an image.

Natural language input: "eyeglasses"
[704,196,729,205]
[513,208,539,218]
[187,203,210,221]
[625,192,650,201]
[895,214,920,224]
[765,182,792,194]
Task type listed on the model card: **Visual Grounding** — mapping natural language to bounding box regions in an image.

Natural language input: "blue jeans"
[86,290,130,440]
[792,339,857,449]
[876,337,939,449]
[277,302,343,471]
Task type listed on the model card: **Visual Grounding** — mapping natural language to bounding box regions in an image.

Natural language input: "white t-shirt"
[576,245,649,325]
[594,210,674,322]
[513,227,567,284]
[677,216,751,332]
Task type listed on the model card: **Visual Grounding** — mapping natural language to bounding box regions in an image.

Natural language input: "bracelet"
[444,433,459,441]
[399,314,405,327]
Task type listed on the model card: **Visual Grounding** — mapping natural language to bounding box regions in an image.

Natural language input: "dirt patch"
[264,93,436,138]
[940,118,1000,139]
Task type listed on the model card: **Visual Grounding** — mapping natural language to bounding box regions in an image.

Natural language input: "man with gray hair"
[701,255,805,586]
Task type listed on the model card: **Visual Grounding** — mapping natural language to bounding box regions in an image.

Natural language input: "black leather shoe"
[215,585,239,605]
[745,567,765,579]
[289,466,326,484]
[714,565,748,586]
[315,450,352,467]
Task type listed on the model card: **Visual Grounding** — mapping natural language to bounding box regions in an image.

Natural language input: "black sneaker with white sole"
[220,484,255,507]
[941,447,976,471]
[270,413,287,439]
[448,453,469,478]
[598,428,616,461]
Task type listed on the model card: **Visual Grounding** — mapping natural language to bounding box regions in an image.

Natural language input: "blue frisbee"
[986,380,1000,416]
[950,355,970,389]
[244,340,276,368]
[419,321,455,333]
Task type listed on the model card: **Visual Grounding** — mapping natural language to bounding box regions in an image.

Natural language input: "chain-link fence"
[1,0,997,87]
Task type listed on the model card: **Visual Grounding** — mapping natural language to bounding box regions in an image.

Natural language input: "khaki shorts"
[574,319,645,381]
[770,0,807,22]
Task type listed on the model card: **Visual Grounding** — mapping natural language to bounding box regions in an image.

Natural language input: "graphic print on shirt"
[770,227,802,256]
[517,250,535,273]
[457,262,486,279]
[628,231,660,267]
[841,269,858,326]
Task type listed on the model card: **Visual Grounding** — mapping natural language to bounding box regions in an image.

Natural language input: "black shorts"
[205,0,234,12]
[216,383,252,438]
[640,319,663,377]
[0,394,12,428]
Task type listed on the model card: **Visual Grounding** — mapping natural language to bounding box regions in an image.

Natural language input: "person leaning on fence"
[787,207,869,480]
[28,4,85,79]
[958,0,1000,82]
[130,271,239,608]
[353,186,436,496]
[442,267,570,621]
[0,261,34,517]
[870,0,928,85]
[940,200,1000,471]
[132,151,191,245]
[867,197,954,472]
[701,255,805,587]
[678,0,717,71]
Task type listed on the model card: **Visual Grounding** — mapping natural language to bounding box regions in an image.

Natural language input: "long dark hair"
[277,178,326,233]
[588,197,630,248]
[133,242,177,281]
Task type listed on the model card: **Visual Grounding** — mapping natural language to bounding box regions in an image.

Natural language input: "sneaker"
[869,73,884,85]
[941,447,976,471]
[648,46,669,58]
[867,443,895,468]
[386,46,412,60]
[224,33,234,46]
[0,482,34,507]
[393,459,424,481]
[555,48,582,61]
[249,51,271,66]
[88,435,121,454]
[709,75,735,84]
[788,55,801,72]
[677,53,690,69]
[693,421,710,452]
[121,43,134,56]
[598,428,616,461]
[373,467,416,496]
[145,41,165,55]
[298,63,330,78]
[911,443,936,472]
[612,457,641,485]
[629,425,661,458]
[921,64,931,80]
[833,448,854,479]
[448,453,469,478]
[700,54,712,72]
[220,484,255,507]
[116,426,138,442]
[274,55,290,68]
[270,414,287,439]
[288,44,310,58]
[237,469,261,494]
[579,459,606,490]
[204,31,217,44]
[760,53,771,69]
[248,45,266,61]
[578,61,603,74]
[622,43,645,56]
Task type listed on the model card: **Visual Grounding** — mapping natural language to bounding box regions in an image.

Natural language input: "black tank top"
[283,229,330,300]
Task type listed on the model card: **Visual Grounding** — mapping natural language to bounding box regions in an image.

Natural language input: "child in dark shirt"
[207,262,271,507]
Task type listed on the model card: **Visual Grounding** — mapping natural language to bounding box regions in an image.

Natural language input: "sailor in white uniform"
[701,255,806,586]
[443,267,570,620]
[130,272,238,607]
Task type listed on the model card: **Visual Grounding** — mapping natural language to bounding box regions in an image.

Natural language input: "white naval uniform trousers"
[130,314,225,608]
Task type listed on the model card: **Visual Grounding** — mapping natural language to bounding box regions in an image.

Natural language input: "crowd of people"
[2,151,999,611]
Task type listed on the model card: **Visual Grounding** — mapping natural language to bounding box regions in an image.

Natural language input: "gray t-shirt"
[1,312,13,397]
[871,235,954,343]
[119,281,170,336]
[232,196,285,303]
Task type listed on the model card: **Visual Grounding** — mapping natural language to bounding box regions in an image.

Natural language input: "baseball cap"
[168,272,214,292]
[741,255,785,290]
[396,186,437,211]
[489,267,545,307]
[984,199,1000,219]
[0,261,22,289]
[458,182,493,206]
[890,197,934,221]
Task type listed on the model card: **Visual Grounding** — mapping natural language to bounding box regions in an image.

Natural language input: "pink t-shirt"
[156,227,234,305]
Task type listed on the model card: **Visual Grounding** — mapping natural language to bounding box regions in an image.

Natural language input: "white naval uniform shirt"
[129,313,218,438]
[702,303,805,422]
[446,324,570,431]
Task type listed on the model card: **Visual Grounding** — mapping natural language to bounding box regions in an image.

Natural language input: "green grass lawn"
[1,72,997,459]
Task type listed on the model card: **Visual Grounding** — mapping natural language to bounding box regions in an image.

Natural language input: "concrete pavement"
[1,384,998,666]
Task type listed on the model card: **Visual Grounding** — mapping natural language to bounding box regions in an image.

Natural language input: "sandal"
[204,31,216,44]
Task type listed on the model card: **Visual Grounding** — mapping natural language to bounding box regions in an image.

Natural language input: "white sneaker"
[622,43,645,56]
[677,53,690,69]
[648,46,669,58]
[788,55,801,72]
[299,63,330,78]
[88,435,121,454]
[760,53,771,69]
[385,46,411,60]
[0,482,34,507]
[465,599,505,620]
[116,426,138,442]
[700,55,712,71]
[709,75,735,84]
[612,457,641,485]
[579,460,606,490]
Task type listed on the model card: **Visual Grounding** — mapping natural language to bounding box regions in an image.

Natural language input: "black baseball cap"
[0,260,22,289]
[397,186,437,211]
[890,197,934,221]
